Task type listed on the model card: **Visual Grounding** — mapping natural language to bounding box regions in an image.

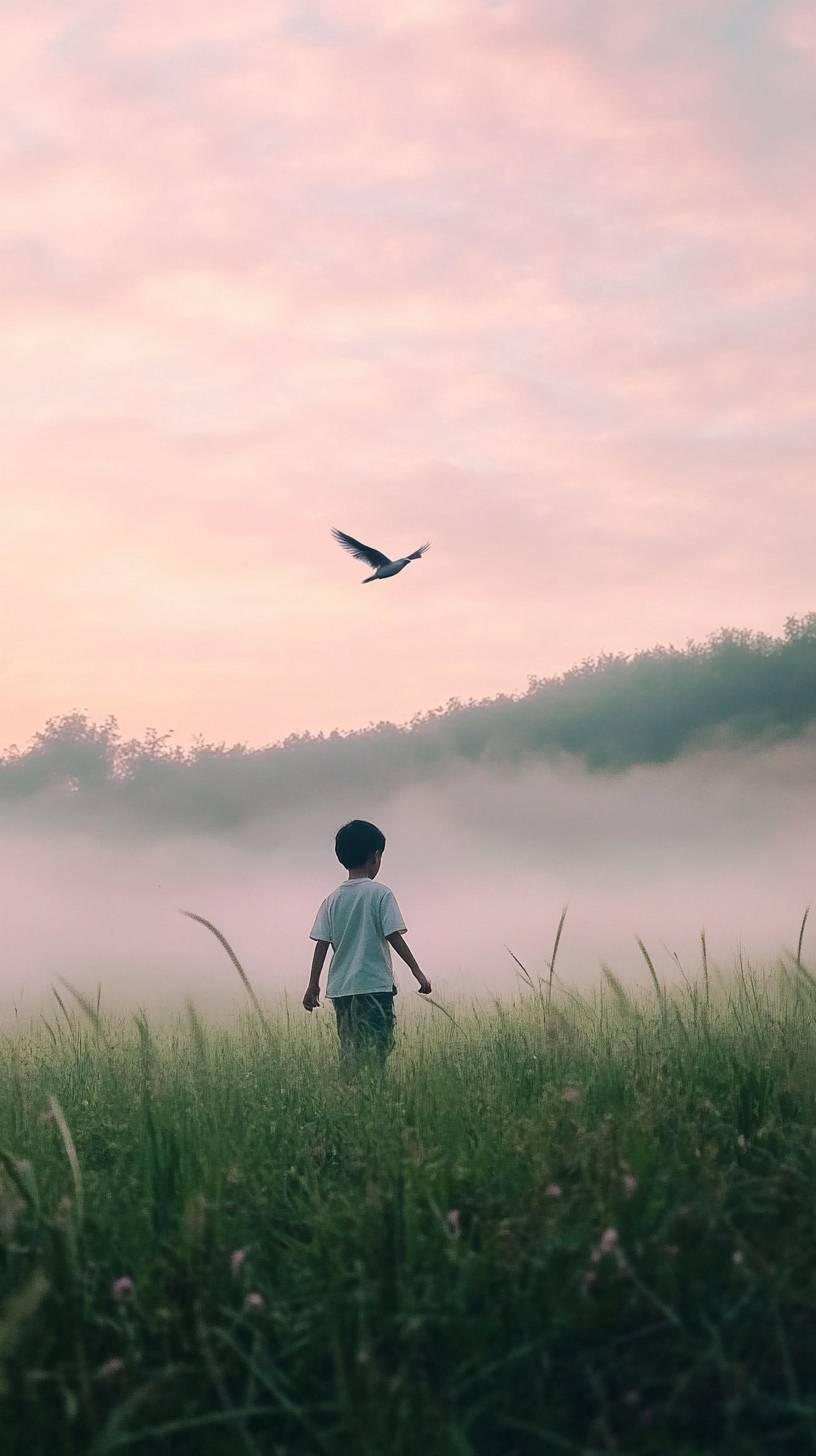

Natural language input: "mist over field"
[2,623,815,1013]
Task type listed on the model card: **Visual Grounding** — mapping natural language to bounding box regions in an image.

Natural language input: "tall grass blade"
[421,996,465,1034]
[47,1095,84,1225]
[94,1405,280,1452]
[546,905,568,1008]
[601,964,631,1016]
[51,986,77,1047]
[505,946,536,990]
[0,1148,41,1218]
[40,1016,58,1048]
[59,976,107,1043]
[181,911,272,1041]
[0,1271,50,1396]
[636,936,666,1018]
[796,906,810,969]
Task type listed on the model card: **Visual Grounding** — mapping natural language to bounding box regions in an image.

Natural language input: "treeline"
[2,616,815,831]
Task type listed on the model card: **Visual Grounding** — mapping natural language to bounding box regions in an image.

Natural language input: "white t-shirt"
[309,878,407,998]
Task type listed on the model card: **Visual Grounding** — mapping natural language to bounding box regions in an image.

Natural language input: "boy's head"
[335,819,385,877]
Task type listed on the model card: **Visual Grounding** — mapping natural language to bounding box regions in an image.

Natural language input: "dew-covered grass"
[2,957,816,1455]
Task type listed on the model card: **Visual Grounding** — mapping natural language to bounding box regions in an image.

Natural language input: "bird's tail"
[362,572,379,583]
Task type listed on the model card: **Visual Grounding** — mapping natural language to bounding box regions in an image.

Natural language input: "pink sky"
[3,0,815,748]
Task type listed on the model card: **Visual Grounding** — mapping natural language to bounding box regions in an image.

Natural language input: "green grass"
[2,960,816,1455]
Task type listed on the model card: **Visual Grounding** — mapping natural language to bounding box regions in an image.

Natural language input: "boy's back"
[303,819,431,1062]
[310,878,406,997]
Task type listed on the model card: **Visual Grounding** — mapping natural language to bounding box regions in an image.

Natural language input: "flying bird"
[331,528,431,583]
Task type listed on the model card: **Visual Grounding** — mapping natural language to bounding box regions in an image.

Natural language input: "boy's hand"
[303,986,321,1012]
[415,972,432,995]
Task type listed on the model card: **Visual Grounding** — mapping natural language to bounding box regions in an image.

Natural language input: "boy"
[303,819,431,1063]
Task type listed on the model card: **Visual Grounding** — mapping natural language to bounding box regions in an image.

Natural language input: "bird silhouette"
[331,528,430,582]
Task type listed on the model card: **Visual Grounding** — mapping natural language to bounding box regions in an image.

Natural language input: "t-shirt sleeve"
[309,898,332,942]
[379,888,407,937]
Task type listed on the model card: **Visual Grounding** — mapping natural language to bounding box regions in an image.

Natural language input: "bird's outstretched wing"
[404,541,431,561]
[331,528,391,569]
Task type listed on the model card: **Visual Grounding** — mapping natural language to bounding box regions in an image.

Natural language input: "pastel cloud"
[2,0,814,746]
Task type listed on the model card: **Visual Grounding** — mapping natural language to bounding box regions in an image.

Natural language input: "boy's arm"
[387,932,431,994]
[303,940,330,1011]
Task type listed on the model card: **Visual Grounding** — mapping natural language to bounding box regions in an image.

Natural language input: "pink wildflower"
[544,1183,562,1199]
[446,1208,461,1234]
[582,1269,597,1288]
[245,1291,265,1310]
[112,1276,133,1300]
[98,1357,124,1379]
[562,1087,580,1104]
[230,1248,247,1275]
[622,1174,638,1197]
[591,1227,620,1264]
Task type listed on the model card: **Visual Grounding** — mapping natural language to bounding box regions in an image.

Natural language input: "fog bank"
[2,734,814,1016]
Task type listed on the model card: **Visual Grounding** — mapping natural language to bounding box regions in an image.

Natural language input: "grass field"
[2,947,816,1455]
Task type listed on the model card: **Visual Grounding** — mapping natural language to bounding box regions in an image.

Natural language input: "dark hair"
[335,819,386,870]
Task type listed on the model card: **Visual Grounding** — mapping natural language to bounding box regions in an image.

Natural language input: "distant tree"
[2,623,815,829]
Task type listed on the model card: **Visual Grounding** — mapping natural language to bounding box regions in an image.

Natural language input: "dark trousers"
[332,991,396,1066]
